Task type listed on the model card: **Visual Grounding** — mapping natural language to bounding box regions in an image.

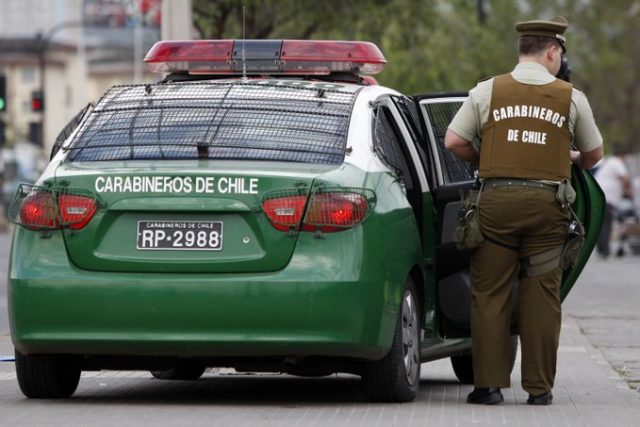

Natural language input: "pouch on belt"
[453,188,483,250]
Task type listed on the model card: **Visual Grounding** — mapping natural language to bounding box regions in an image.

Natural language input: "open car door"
[415,94,477,338]
[415,93,605,337]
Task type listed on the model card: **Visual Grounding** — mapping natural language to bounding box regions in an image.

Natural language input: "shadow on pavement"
[36,374,462,406]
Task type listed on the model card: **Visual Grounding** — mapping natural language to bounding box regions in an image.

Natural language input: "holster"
[560,218,585,270]
[556,178,577,207]
[453,188,484,251]
[557,178,585,269]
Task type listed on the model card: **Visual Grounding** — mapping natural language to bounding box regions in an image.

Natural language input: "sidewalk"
[1,316,639,427]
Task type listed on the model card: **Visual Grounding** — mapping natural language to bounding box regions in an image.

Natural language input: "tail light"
[262,194,307,231]
[303,192,369,232]
[9,184,98,231]
[262,188,375,233]
[58,194,98,230]
[17,191,58,230]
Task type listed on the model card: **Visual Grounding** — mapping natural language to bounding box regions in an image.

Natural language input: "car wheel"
[150,363,206,380]
[15,349,81,398]
[361,279,421,402]
[450,335,518,384]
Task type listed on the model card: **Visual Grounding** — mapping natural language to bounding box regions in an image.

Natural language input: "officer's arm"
[570,145,603,169]
[445,129,479,164]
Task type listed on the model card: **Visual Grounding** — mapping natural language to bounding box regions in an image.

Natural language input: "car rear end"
[8,40,425,402]
[9,78,415,361]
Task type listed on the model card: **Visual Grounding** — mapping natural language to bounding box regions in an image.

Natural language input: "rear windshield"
[65,81,358,164]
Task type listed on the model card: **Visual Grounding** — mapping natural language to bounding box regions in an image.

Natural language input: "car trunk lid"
[54,160,329,273]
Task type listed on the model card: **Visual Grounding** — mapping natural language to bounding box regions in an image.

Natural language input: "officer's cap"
[515,15,568,53]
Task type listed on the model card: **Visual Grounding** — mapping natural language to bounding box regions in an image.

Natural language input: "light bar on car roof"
[144,39,386,76]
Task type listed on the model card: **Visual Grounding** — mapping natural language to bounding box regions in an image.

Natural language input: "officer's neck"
[518,55,555,75]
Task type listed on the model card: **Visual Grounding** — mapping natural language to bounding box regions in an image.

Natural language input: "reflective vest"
[479,74,573,181]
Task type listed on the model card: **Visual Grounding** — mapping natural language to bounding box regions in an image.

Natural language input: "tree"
[191,0,639,151]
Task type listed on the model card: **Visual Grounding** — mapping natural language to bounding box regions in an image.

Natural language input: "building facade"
[0,0,165,155]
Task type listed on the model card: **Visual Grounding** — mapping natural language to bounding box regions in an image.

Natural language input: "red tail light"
[13,186,98,231]
[304,192,369,232]
[262,195,307,231]
[19,191,58,230]
[59,194,97,230]
[262,189,374,233]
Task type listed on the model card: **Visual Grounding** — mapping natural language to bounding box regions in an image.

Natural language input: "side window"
[391,95,433,182]
[391,95,424,145]
[422,101,477,184]
[50,103,94,160]
[372,106,415,192]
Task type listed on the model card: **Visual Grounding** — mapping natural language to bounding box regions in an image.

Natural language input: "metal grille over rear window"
[65,81,357,164]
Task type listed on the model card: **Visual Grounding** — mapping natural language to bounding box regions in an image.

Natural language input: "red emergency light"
[144,39,386,76]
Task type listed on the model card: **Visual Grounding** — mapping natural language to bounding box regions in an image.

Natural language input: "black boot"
[527,391,553,405]
[467,387,504,405]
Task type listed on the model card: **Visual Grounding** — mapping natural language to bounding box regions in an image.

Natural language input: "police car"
[7,40,604,402]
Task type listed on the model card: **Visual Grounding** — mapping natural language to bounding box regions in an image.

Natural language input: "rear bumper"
[9,229,407,361]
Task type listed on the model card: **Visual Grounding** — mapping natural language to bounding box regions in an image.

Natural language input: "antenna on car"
[241,4,247,81]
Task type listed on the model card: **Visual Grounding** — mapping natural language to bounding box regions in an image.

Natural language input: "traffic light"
[31,90,44,112]
[0,74,6,112]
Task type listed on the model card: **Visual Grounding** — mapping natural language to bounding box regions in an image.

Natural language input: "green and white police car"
[7,40,604,402]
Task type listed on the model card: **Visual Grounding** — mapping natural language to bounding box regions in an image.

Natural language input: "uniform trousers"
[471,185,569,396]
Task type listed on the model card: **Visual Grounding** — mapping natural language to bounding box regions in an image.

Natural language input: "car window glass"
[391,95,433,186]
[372,106,414,191]
[423,101,477,183]
[50,103,94,160]
[65,82,357,164]
[391,96,424,143]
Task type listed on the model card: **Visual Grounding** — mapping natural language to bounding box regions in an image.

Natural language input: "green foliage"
[192,0,639,151]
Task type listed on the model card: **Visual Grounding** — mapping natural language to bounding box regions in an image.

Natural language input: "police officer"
[444,16,603,405]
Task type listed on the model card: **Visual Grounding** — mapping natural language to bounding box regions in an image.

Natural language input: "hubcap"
[401,289,420,385]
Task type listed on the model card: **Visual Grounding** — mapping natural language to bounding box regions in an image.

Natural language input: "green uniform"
[448,62,602,396]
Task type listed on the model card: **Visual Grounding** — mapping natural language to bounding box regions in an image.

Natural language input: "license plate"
[136,221,223,251]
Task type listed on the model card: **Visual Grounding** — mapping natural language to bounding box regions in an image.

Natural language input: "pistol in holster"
[557,178,585,270]
[453,187,484,251]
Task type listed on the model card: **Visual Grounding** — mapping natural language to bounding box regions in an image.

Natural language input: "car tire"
[15,349,81,398]
[150,363,206,380]
[361,279,421,402]
[450,335,518,384]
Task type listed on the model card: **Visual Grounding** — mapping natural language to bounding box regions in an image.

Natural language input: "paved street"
[564,252,640,393]
[1,228,639,426]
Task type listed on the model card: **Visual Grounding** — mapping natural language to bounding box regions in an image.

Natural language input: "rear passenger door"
[370,95,439,336]
[415,94,476,281]
[371,95,433,232]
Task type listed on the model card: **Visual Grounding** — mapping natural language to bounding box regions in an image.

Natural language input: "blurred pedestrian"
[593,146,632,258]
[444,15,603,406]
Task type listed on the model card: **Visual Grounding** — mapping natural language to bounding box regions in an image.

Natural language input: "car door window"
[421,100,477,184]
[391,95,433,185]
[372,105,415,193]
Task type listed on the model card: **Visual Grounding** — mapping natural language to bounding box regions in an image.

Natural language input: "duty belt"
[482,178,558,192]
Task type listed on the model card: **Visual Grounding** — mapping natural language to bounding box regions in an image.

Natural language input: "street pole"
[36,21,85,150]
[161,0,193,41]
[133,0,143,83]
